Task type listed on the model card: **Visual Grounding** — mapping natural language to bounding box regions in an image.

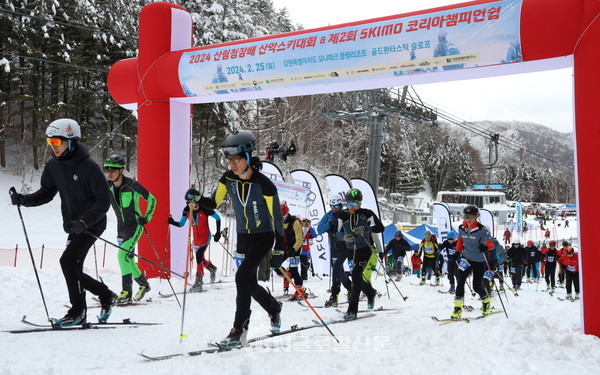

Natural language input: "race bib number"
[289,257,300,266]
[483,270,494,281]
[510,267,516,273]
[347,260,354,271]
[568,266,576,272]
[530,252,535,257]
[547,256,554,262]
[458,258,471,271]
[498,265,504,272]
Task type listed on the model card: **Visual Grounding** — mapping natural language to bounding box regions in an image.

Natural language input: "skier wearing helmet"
[385,230,410,281]
[448,205,495,319]
[541,240,560,292]
[337,188,384,321]
[439,230,459,293]
[193,130,284,347]
[104,154,156,302]
[318,193,352,306]
[507,239,526,291]
[9,118,117,327]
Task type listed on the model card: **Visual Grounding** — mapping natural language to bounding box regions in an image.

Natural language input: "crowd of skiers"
[8,120,580,342]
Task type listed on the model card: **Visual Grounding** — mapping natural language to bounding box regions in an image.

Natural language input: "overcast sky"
[270,0,574,134]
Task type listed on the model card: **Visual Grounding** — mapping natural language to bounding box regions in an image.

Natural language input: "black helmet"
[221,130,256,157]
[463,205,479,215]
[346,188,363,202]
[103,154,125,168]
[185,188,201,202]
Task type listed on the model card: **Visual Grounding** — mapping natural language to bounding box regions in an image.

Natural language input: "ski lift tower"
[323,86,438,190]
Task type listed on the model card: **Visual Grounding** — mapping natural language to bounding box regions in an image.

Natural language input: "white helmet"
[46,118,81,139]
[329,193,343,206]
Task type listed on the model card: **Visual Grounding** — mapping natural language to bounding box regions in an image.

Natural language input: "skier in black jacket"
[385,230,410,280]
[10,118,116,327]
[506,240,527,290]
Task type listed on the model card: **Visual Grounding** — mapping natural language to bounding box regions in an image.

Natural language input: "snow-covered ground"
[2,171,599,375]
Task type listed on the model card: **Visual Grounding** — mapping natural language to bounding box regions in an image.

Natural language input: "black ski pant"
[526,262,539,279]
[421,256,438,281]
[346,246,377,314]
[545,263,557,288]
[61,223,113,315]
[511,264,523,288]
[300,254,311,280]
[447,260,458,286]
[455,260,488,300]
[558,263,566,284]
[331,242,351,297]
[565,271,580,295]
[233,232,280,331]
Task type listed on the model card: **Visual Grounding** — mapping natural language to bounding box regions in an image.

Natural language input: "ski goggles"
[330,205,341,209]
[221,146,241,157]
[46,137,64,146]
[346,202,359,206]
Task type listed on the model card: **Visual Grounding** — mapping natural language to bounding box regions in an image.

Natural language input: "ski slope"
[1,171,599,375]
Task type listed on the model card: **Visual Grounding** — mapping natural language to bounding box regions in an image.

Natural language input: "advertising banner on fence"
[178,0,522,100]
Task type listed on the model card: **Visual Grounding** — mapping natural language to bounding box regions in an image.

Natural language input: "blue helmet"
[447,230,458,239]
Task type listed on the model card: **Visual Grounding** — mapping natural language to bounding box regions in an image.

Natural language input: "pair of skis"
[4,316,161,334]
[140,313,377,361]
[431,309,503,325]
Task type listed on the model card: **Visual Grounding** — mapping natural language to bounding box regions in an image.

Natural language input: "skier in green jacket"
[104,155,157,303]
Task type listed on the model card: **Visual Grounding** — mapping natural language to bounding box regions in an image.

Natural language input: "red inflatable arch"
[107,0,600,336]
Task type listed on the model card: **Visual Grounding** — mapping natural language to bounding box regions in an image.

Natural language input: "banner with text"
[179,0,522,100]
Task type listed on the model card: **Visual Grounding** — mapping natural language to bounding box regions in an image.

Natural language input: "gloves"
[343,233,356,242]
[64,220,86,234]
[167,217,179,226]
[354,226,367,236]
[10,192,24,206]
[479,244,488,253]
[213,232,221,242]
[270,250,285,268]
[137,216,148,225]
[450,252,461,261]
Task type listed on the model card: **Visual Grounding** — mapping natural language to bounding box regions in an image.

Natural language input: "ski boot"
[220,319,249,348]
[324,294,338,307]
[448,285,456,294]
[451,299,463,320]
[269,303,282,334]
[575,293,580,300]
[209,264,217,283]
[116,290,132,304]
[499,285,505,292]
[283,278,290,295]
[289,287,306,301]
[419,278,426,285]
[189,273,204,292]
[482,295,491,315]
[435,277,441,286]
[134,275,151,301]
[566,293,573,300]
[343,311,357,321]
[55,309,87,327]
[367,293,376,310]
[99,292,117,323]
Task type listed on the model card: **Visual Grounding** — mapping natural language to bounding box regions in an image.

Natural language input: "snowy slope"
[2,171,599,375]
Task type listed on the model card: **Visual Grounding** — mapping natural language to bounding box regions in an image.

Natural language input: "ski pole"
[483,254,509,319]
[142,226,181,308]
[84,231,187,278]
[10,187,51,323]
[278,267,340,343]
[93,243,99,280]
[375,252,408,301]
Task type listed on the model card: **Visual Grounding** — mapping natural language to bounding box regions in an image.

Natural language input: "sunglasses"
[346,202,359,206]
[46,137,64,146]
[225,157,244,164]
[103,167,121,173]
[330,205,341,209]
